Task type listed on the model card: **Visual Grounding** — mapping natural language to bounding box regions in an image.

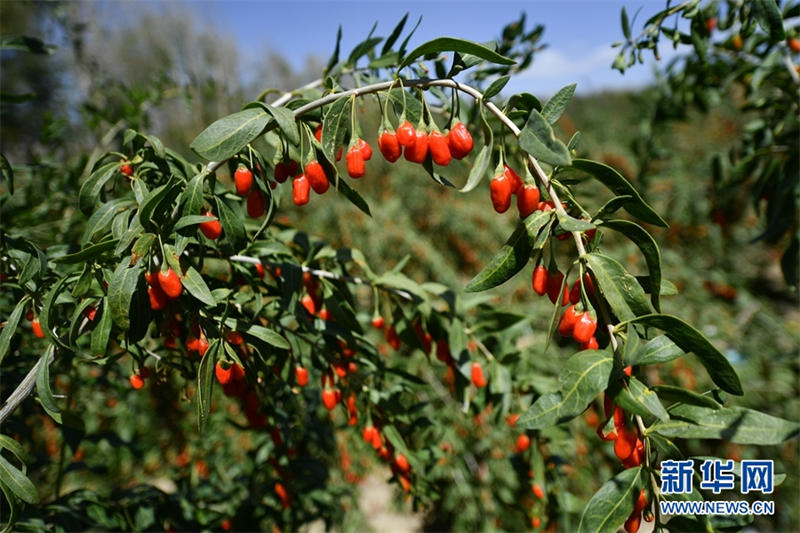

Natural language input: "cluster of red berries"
[378,120,474,166]
[146,268,183,311]
[361,422,413,492]
[597,395,645,469]
[489,164,544,217]
[624,488,651,533]
[533,267,600,349]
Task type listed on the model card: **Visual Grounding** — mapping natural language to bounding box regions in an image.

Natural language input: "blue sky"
[171,1,680,96]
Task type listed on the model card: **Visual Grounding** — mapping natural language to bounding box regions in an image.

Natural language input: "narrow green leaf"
[601,219,662,310]
[650,405,800,444]
[244,325,289,349]
[753,0,785,42]
[651,385,722,409]
[321,96,351,164]
[190,108,269,161]
[108,259,142,330]
[78,161,118,215]
[183,267,216,307]
[348,36,383,65]
[139,181,180,233]
[0,437,27,465]
[215,196,245,249]
[90,298,113,357]
[541,83,577,124]
[382,13,408,54]
[557,212,594,232]
[0,35,54,54]
[0,297,29,366]
[337,179,371,216]
[585,252,653,321]
[615,377,668,421]
[324,25,342,76]
[0,455,39,504]
[518,350,614,430]
[627,314,742,395]
[174,215,215,231]
[578,467,642,533]
[0,153,13,195]
[569,159,667,227]
[196,340,219,432]
[39,276,70,351]
[180,173,205,218]
[483,75,510,100]
[53,239,118,264]
[466,210,552,292]
[398,37,515,70]
[621,7,631,40]
[35,349,61,423]
[519,110,572,167]
[629,335,683,366]
[264,104,299,145]
[459,143,492,192]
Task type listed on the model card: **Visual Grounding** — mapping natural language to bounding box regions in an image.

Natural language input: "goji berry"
[292,174,310,205]
[490,173,512,213]
[346,145,366,178]
[199,210,222,240]
[246,189,266,218]
[404,129,429,163]
[158,268,182,299]
[396,120,416,147]
[447,122,473,159]
[471,361,487,388]
[517,184,540,218]
[305,160,329,194]
[378,131,402,162]
[234,166,253,196]
[428,131,451,166]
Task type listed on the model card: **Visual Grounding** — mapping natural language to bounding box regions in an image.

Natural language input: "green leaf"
[324,25,342,76]
[629,335,683,366]
[196,340,218,432]
[753,0,785,42]
[459,143,492,192]
[173,215,214,231]
[0,455,39,504]
[621,6,631,40]
[578,467,642,533]
[600,220,662,310]
[483,75,510,100]
[52,239,118,264]
[81,200,133,243]
[39,276,70,351]
[348,36,383,65]
[190,108,269,161]
[398,37,515,70]
[321,96,351,164]
[650,405,800,445]
[264,104,299,145]
[614,376,668,421]
[382,13,409,55]
[0,35,54,54]
[541,83,577,124]
[0,297,29,366]
[518,110,572,167]
[90,298,113,357]
[35,348,61,423]
[182,267,216,307]
[215,196,245,249]
[585,252,653,321]
[180,173,205,218]
[518,350,613,430]
[465,210,552,292]
[224,321,290,350]
[557,212,594,232]
[0,437,27,465]
[337,178,371,216]
[0,153,13,195]
[651,385,722,409]
[569,159,667,227]
[78,161,119,215]
[108,259,142,330]
[627,314,742,395]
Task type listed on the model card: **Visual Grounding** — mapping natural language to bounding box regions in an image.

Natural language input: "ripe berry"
[396,120,416,147]
[378,131,402,162]
[573,312,597,344]
[404,129,429,163]
[634,489,648,513]
[515,434,531,453]
[196,337,209,356]
[84,305,97,321]
[129,373,145,390]
[624,513,641,533]
[230,363,245,381]
[557,304,580,337]
[385,325,401,350]
[732,34,743,51]
[428,131,451,166]
[789,37,800,53]
[490,173,512,213]
[226,331,244,345]
[517,184,540,218]
[393,453,410,474]
[705,17,717,34]
[292,174,310,205]
[304,161,329,194]
[158,268,182,299]
[507,413,520,428]
[148,286,168,310]
[215,362,233,385]
[399,475,411,493]
[614,426,638,461]
[295,365,309,386]
[321,389,338,410]
[346,145,366,178]
[546,270,564,305]
[471,361,487,388]
[581,336,599,350]
[246,189,266,218]
[234,166,253,196]
[120,160,133,176]
[274,160,299,183]
[532,265,548,296]
[32,318,45,338]
[503,164,523,195]
[301,294,316,315]
[274,482,290,509]
[371,315,385,329]
[447,122,474,159]
[356,138,373,160]
[199,210,222,240]
[531,517,541,529]
[532,483,544,499]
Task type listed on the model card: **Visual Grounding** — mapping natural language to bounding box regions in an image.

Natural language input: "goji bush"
[0,4,798,532]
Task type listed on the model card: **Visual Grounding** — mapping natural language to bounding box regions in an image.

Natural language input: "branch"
[0,345,54,425]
